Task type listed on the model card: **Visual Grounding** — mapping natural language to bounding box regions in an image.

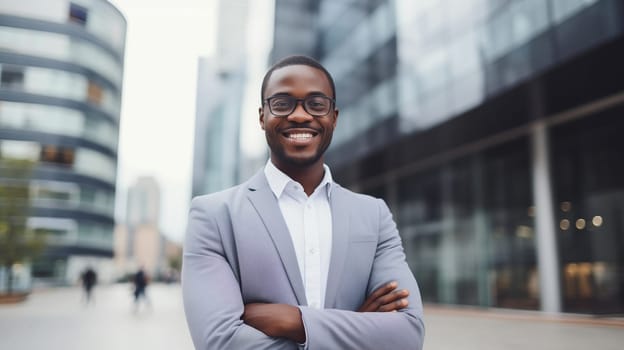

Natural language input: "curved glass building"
[0,0,125,284]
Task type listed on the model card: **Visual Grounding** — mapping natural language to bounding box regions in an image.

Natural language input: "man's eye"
[271,100,291,108]
[307,99,327,109]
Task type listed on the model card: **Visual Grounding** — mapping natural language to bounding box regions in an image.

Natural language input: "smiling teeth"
[288,133,313,139]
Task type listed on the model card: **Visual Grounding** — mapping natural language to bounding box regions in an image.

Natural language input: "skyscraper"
[191,0,249,197]
[0,0,125,285]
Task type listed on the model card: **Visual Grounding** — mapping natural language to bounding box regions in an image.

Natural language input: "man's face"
[259,65,338,169]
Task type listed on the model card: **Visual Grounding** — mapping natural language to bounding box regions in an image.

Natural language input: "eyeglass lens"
[268,96,332,116]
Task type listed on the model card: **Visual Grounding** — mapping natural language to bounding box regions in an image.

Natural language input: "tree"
[0,158,45,295]
[168,253,182,272]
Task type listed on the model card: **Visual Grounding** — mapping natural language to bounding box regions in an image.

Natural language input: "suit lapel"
[246,172,307,306]
[324,185,350,308]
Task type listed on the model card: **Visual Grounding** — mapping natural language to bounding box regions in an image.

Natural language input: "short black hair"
[260,55,336,103]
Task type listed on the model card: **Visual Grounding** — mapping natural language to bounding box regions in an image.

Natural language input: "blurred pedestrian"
[132,267,150,311]
[80,267,97,305]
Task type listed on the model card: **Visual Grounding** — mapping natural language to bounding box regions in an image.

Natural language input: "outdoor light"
[561,201,572,212]
[560,219,570,230]
[592,216,603,227]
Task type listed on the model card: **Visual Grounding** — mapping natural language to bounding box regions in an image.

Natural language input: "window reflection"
[28,180,115,216]
[26,217,113,251]
[40,145,74,166]
[394,0,604,133]
[551,105,624,313]
[0,26,123,87]
[551,0,600,23]
[0,64,120,116]
[386,138,536,309]
[68,3,88,26]
[87,80,103,104]
[0,64,25,89]
[0,101,118,150]
[0,140,116,183]
[0,0,126,53]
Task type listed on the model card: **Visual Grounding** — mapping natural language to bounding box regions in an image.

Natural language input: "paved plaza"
[423,306,624,350]
[1,283,623,349]
[0,283,193,350]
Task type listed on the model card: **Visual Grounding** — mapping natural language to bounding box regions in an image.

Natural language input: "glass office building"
[272,0,624,314]
[0,0,125,284]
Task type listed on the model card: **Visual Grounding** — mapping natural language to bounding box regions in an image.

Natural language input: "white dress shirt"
[264,160,333,309]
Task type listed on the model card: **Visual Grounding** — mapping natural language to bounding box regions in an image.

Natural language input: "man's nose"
[287,101,314,123]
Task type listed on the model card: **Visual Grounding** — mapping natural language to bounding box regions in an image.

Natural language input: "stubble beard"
[267,133,333,169]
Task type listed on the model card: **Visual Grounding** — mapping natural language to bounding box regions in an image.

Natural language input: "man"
[81,266,97,305]
[183,55,424,349]
[133,267,150,312]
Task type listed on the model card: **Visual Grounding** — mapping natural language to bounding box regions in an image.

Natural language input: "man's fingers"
[368,281,398,301]
[378,297,409,312]
[375,289,409,311]
[358,281,398,311]
[378,289,409,304]
[360,286,410,312]
[358,282,412,312]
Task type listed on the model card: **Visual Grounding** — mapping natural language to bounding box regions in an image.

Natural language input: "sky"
[109,0,273,243]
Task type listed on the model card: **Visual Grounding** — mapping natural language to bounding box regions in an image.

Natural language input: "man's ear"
[259,107,265,130]
[332,108,339,128]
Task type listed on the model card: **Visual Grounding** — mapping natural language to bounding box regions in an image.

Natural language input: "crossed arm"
[243,281,411,343]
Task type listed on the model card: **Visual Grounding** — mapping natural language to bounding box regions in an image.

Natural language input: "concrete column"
[472,155,491,307]
[439,166,457,304]
[531,121,562,313]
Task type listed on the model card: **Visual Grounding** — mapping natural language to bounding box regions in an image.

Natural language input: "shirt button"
[308,248,316,254]
[310,301,319,308]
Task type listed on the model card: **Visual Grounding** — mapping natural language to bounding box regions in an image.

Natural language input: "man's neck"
[271,157,325,196]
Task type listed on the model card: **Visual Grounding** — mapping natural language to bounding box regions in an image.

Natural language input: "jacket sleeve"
[299,199,425,350]
[182,197,297,350]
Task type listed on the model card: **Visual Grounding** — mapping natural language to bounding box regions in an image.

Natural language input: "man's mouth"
[282,130,319,140]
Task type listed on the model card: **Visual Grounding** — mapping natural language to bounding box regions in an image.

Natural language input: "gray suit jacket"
[182,171,424,349]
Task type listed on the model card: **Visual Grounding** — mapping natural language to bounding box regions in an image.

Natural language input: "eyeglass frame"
[262,94,337,118]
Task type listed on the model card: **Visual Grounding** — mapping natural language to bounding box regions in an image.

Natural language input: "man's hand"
[243,303,306,343]
[358,281,409,312]
[243,282,408,342]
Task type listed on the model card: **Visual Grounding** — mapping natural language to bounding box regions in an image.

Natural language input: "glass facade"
[271,0,624,314]
[0,0,126,53]
[321,0,398,147]
[395,139,538,309]
[0,0,125,285]
[0,101,118,150]
[394,0,618,133]
[0,26,123,88]
[551,105,624,314]
[0,64,121,117]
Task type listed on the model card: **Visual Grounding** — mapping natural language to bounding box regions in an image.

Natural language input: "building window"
[69,3,88,25]
[0,65,25,89]
[87,81,103,105]
[0,140,40,161]
[551,105,624,314]
[40,145,75,166]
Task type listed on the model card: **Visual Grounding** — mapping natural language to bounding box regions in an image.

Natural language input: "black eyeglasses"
[263,95,335,117]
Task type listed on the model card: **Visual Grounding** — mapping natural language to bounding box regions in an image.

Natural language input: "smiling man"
[182,55,425,349]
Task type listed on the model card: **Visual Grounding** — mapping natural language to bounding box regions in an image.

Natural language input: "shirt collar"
[264,159,334,199]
